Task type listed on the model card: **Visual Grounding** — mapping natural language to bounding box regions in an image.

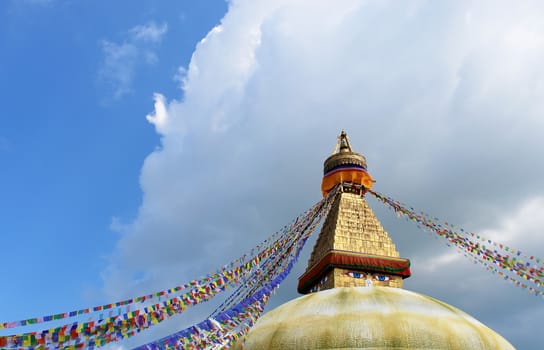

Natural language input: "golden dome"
[236,287,515,350]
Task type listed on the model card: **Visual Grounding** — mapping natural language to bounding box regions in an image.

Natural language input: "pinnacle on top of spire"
[332,130,353,154]
[338,130,352,153]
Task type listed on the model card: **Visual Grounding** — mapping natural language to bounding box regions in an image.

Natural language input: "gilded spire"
[298,132,411,294]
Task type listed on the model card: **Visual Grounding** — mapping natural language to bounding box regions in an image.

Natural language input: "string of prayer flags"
[369,189,544,297]
[137,192,328,350]
[0,187,339,349]
[0,194,328,332]
[0,201,321,331]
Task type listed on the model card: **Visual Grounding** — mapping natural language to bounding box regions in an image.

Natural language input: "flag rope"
[368,189,544,297]
[0,187,339,349]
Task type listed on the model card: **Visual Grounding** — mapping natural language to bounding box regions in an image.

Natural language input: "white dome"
[236,287,515,350]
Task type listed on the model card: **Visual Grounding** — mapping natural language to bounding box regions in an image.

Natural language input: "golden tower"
[298,131,410,293]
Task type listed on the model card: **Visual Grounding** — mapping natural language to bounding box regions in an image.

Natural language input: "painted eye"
[347,272,364,279]
[374,275,390,282]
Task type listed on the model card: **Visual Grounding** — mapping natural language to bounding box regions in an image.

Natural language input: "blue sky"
[2,1,544,349]
[0,0,227,322]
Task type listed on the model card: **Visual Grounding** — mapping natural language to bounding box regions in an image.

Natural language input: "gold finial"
[339,130,352,153]
[332,130,353,154]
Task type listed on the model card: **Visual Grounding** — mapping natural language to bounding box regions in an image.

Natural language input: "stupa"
[234,131,515,349]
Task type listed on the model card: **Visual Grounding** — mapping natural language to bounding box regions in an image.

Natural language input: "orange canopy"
[321,168,374,197]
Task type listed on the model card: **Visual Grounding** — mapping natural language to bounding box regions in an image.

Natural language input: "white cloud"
[130,22,168,43]
[145,93,169,134]
[173,66,188,91]
[99,41,139,99]
[98,21,168,99]
[102,0,544,348]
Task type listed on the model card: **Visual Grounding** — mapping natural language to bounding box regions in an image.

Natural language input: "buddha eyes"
[346,272,391,281]
[374,275,390,282]
[347,272,364,279]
